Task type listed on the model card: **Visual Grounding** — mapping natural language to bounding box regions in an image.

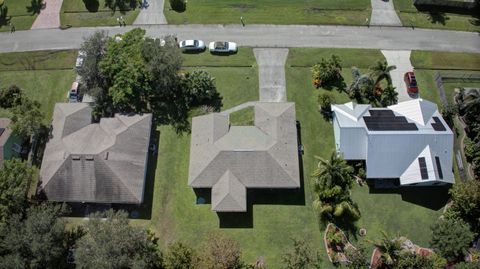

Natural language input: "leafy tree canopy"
[164,242,196,269]
[74,209,162,269]
[0,159,37,223]
[197,233,243,269]
[281,238,321,269]
[447,179,480,234]
[0,203,69,269]
[10,97,44,138]
[430,218,475,262]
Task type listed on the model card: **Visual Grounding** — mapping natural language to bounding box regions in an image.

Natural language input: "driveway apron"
[134,0,167,25]
[370,0,402,26]
[31,0,63,29]
[254,48,289,102]
[381,50,415,102]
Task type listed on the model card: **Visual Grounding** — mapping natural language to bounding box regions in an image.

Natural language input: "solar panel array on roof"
[0,128,4,137]
[431,117,447,131]
[418,157,428,180]
[435,156,443,179]
[363,110,418,131]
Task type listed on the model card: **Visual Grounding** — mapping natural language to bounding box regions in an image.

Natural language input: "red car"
[404,72,419,94]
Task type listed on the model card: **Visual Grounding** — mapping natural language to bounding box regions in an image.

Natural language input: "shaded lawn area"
[0,50,77,121]
[0,0,38,32]
[411,51,480,71]
[60,0,140,27]
[165,0,371,26]
[393,0,480,31]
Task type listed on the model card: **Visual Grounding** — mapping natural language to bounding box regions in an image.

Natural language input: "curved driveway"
[0,24,479,53]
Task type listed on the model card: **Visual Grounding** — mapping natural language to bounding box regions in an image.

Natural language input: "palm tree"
[370,231,404,268]
[370,60,396,87]
[312,151,354,192]
[380,85,398,107]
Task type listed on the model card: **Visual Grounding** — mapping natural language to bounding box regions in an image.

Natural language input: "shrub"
[169,0,186,12]
[311,55,342,88]
[318,92,335,112]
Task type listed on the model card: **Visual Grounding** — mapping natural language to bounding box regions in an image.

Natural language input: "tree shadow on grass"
[322,76,347,92]
[426,11,450,25]
[26,0,44,15]
[83,0,100,12]
[367,179,451,210]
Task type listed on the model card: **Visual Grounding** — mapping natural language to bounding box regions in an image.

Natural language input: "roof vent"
[85,155,94,161]
[104,152,109,160]
[72,155,81,160]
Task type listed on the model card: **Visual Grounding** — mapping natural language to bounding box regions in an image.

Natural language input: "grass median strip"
[411,51,480,71]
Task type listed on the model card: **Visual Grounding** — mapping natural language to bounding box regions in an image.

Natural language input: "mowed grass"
[411,51,480,71]
[60,0,140,27]
[165,0,371,26]
[0,0,37,32]
[229,106,254,126]
[0,50,76,121]
[182,48,256,67]
[393,0,480,32]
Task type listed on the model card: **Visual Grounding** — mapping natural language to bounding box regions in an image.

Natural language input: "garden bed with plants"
[324,223,356,265]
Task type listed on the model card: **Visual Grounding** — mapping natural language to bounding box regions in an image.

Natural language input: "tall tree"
[281,238,321,269]
[182,70,222,110]
[78,30,109,93]
[430,218,475,262]
[197,233,243,269]
[0,85,22,109]
[380,85,398,107]
[74,210,162,269]
[447,179,480,234]
[10,97,44,138]
[164,242,196,269]
[0,203,69,269]
[0,159,37,223]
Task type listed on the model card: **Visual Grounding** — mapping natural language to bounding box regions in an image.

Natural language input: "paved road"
[370,0,402,26]
[381,50,415,102]
[254,48,289,102]
[134,0,167,25]
[1,24,479,53]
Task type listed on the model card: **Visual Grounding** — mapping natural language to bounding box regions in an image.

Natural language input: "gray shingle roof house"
[40,103,152,204]
[332,99,454,186]
[188,102,300,212]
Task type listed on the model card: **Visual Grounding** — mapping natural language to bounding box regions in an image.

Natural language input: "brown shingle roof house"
[40,103,152,204]
[188,102,300,212]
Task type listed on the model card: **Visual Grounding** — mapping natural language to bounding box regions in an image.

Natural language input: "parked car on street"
[178,40,206,52]
[404,71,419,95]
[75,50,86,71]
[67,82,79,103]
[208,41,237,53]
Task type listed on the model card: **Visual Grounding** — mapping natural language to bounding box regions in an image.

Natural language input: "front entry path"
[381,50,415,102]
[370,0,402,26]
[31,0,63,29]
[254,48,289,102]
[134,0,167,25]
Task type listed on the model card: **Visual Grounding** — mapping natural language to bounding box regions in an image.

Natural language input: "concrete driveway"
[134,0,167,25]
[31,0,63,29]
[381,50,415,102]
[370,0,402,26]
[254,48,289,102]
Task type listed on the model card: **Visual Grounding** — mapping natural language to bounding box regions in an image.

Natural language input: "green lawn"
[60,0,140,27]
[0,50,77,121]
[182,48,256,67]
[165,0,371,26]
[0,0,38,32]
[393,0,480,31]
[411,51,480,71]
[229,106,254,126]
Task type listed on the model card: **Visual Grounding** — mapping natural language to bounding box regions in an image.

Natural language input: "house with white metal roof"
[188,102,300,212]
[332,99,454,186]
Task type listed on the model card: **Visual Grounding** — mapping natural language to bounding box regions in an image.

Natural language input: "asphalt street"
[0,24,479,53]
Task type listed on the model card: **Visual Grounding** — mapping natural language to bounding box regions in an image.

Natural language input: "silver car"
[178,40,206,51]
[208,41,238,53]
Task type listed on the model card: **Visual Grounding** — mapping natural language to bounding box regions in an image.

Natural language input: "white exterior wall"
[333,115,367,160]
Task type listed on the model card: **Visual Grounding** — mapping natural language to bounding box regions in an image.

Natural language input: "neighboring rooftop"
[188,102,300,212]
[332,99,454,185]
[40,103,152,204]
[0,118,14,166]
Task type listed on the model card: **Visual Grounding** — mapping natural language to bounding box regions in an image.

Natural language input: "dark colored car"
[404,71,418,94]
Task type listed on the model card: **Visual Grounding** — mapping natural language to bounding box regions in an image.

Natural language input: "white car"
[208,41,238,53]
[178,40,206,51]
[75,50,86,71]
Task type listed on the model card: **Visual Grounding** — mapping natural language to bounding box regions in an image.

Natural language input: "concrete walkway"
[381,50,414,102]
[31,0,63,29]
[221,101,256,115]
[254,48,289,102]
[134,0,167,25]
[1,25,479,53]
[370,0,402,26]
